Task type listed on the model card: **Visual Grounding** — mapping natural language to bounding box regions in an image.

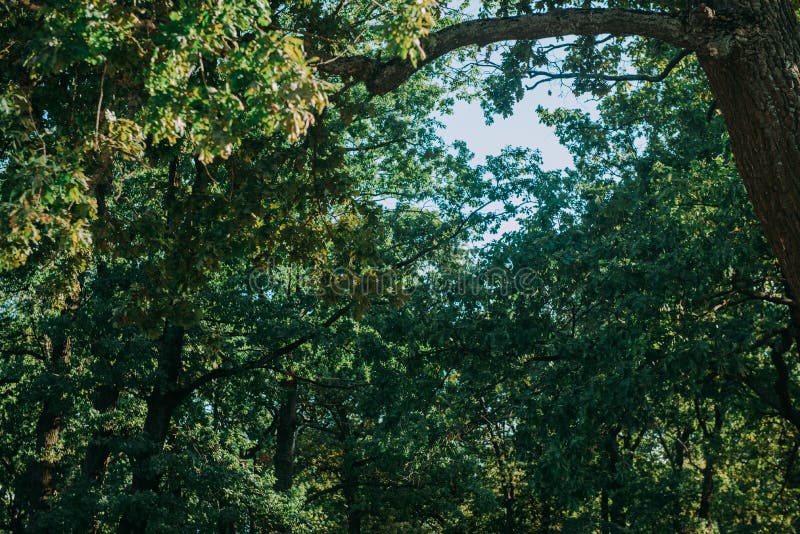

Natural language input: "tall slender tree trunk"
[538,498,553,534]
[82,384,121,486]
[697,1,800,301]
[81,261,119,490]
[670,425,692,533]
[78,383,121,534]
[117,322,185,534]
[273,378,299,492]
[72,261,124,533]
[11,324,73,532]
[698,459,716,523]
[698,406,724,524]
[600,428,625,534]
[502,496,515,534]
[338,413,361,534]
[600,488,610,534]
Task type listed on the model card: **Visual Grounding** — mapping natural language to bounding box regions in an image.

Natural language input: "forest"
[2,0,800,532]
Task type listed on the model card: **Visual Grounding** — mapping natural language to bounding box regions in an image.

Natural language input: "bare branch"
[524,48,693,89]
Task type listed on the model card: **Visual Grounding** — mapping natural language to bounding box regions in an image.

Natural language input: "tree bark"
[670,425,692,533]
[600,488,610,534]
[32,337,71,501]
[77,384,121,534]
[538,498,553,534]
[273,378,299,492]
[82,384,120,487]
[698,459,715,523]
[342,467,362,534]
[69,260,124,533]
[697,405,724,524]
[12,328,72,532]
[320,8,695,95]
[337,412,361,534]
[117,322,185,534]
[697,0,800,305]
[604,429,626,534]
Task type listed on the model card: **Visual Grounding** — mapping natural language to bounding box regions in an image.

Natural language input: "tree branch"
[391,198,496,271]
[734,287,796,307]
[737,329,800,430]
[319,9,697,95]
[176,304,352,398]
[769,330,800,430]
[305,480,417,504]
[524,49,693,90]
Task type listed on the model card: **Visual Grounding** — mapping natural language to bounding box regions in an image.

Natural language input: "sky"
[436,1,592,169]
[427,1,603,239]
[437,86,580,170]
[435,82,596,239]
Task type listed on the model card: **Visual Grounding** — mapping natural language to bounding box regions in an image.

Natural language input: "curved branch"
[319,8,699,95]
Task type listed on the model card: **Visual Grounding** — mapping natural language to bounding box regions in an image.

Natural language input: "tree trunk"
[82,261,120,489]
[602,428,625,534]
[273,378,299,492]
[343,477,361,534]
[698,1,800,301]
[12,332,72,532]
[502,497,515,534]
[77,384,121,534]
[538,498,553,534]
[82,384,121,486]
[698,458,715,523]
[118,322,185,534]
[73,261,124,533]
[339,417,361,534]
[698,406,724,524]
[670,426,692,533]
[33,339,70,499]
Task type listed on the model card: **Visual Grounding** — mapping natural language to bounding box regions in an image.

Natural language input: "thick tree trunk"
[33,340,70,497]
[343,476,362,534]
[273,378,299,492]
[118,323,185,534]
[698,1,800,301]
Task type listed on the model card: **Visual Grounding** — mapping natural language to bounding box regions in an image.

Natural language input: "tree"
[3,1,800,532]
[320,0,800,309]
[348,38,800,531]
[0,4,518,530]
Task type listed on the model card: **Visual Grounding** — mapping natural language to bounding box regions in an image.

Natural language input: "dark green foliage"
[1,1,799,532]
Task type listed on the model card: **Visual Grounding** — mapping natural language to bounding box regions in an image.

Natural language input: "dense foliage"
[2,1,800,532]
